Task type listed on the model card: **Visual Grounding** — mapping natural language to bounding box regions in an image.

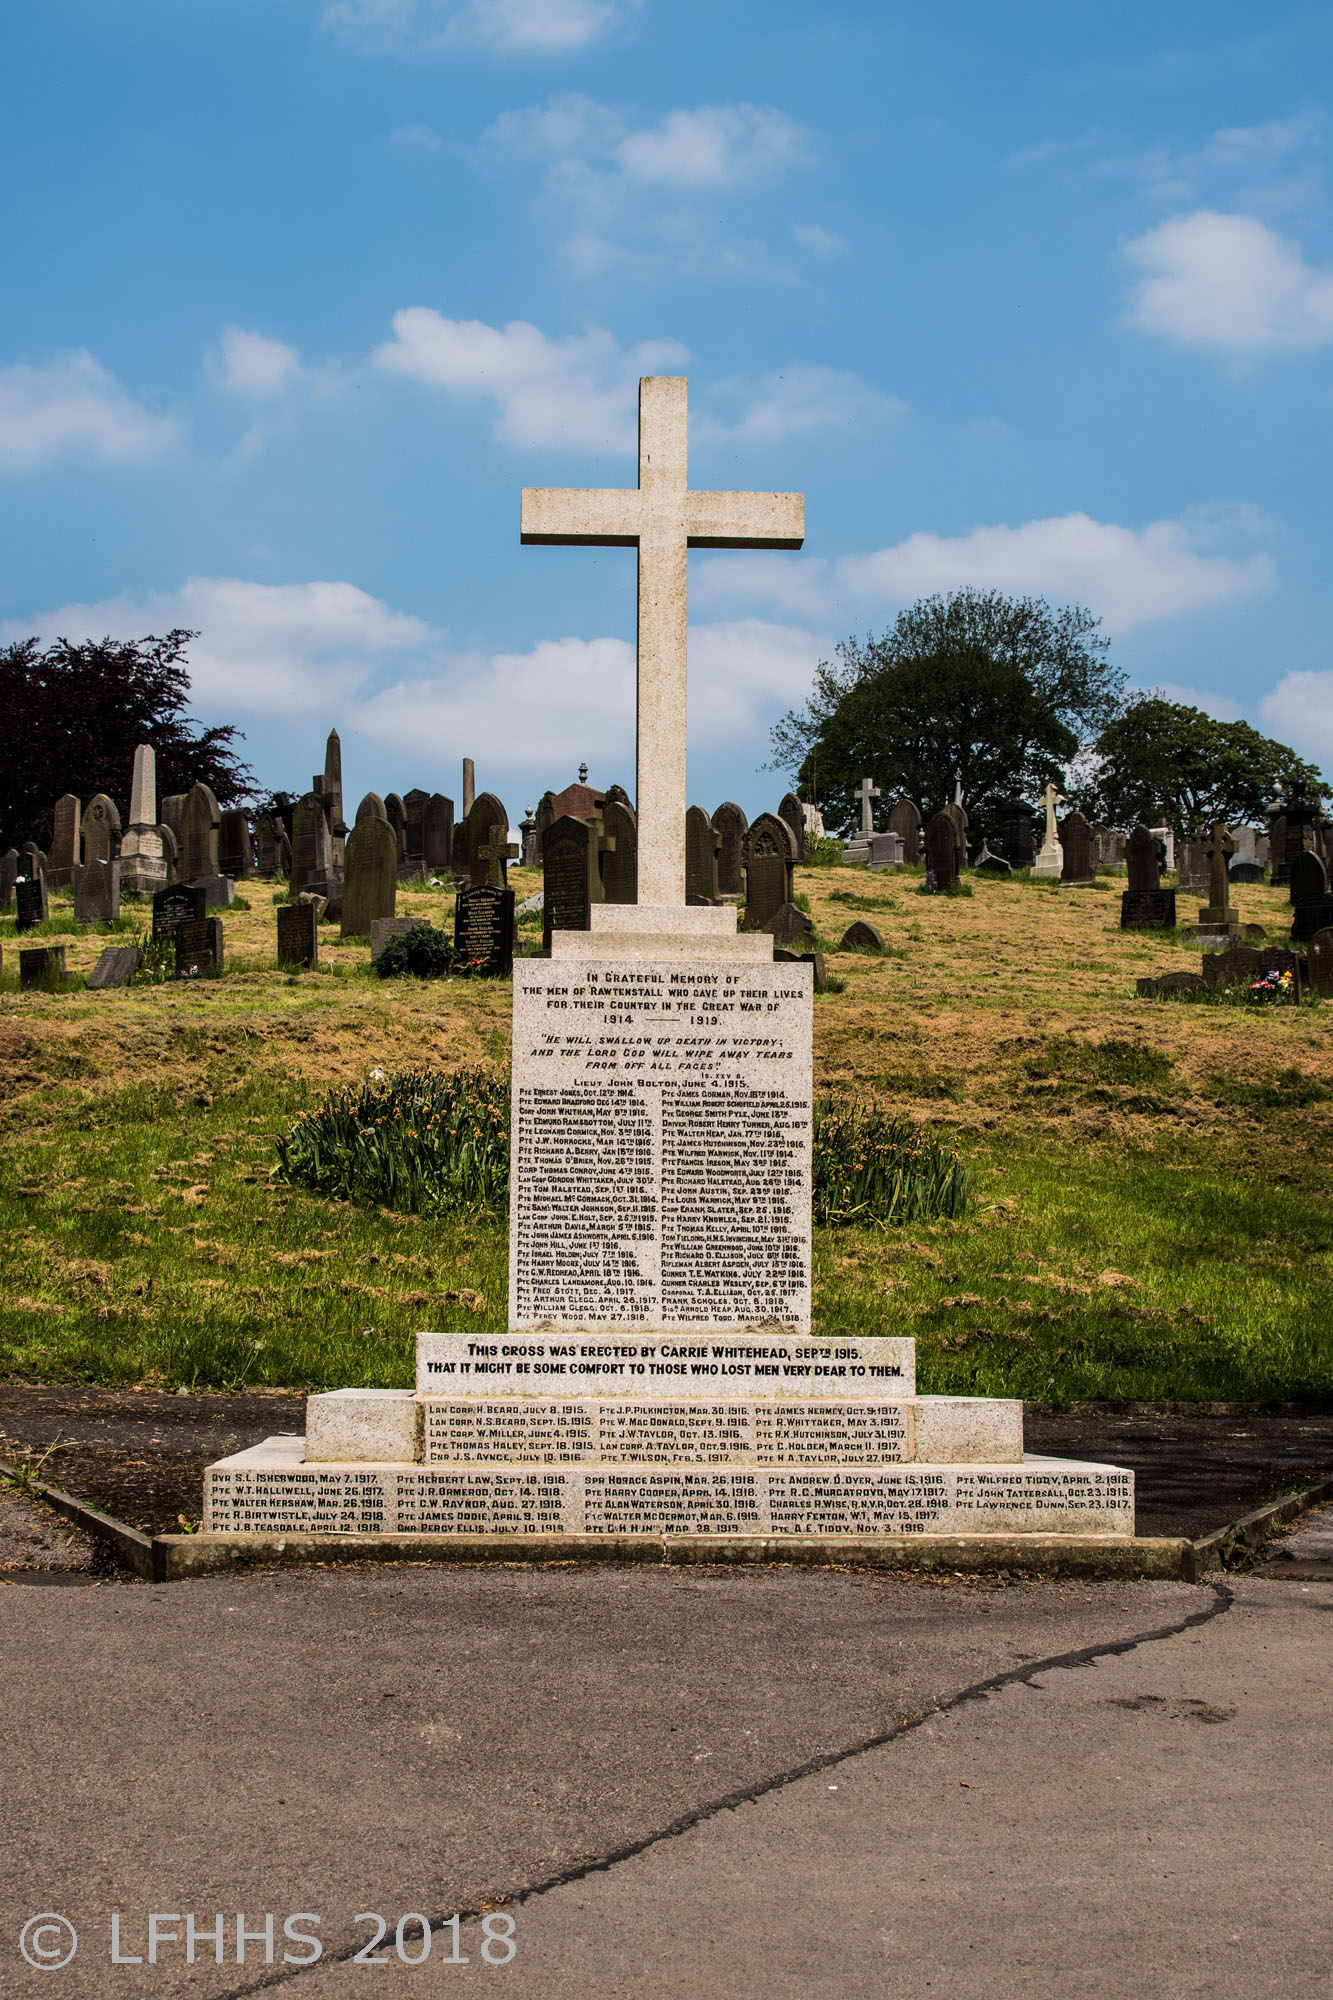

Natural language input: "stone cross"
[1204,823,1237,913]
[522,376,803,908]
[1040,783,1065,845]
[855,776,880,836]
[476,821,519,890]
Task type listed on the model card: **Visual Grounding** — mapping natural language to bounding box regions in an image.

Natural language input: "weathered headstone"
[218,808,253,879]
[425,794,454,873]
[888,798,922,865]
[181,782,221,882]
[840,919,884,952]
[1202,944,1303,999]
[158,821,180,886]
[384,794,408,868]
[765,902,816,953]
[354,792,388,826]
[81,794,121,866]
[254,809,282,877]
[370,916,419,963]
[712,801,747,896]
[19,946,65,989]
[1196,824,1241,939]
[462,757,475,820]
[1289,849,1333,942]
[1032,785,1064,878]
[194,874,236,910]
[153,883,207,941]
[0,849,18,913]
[519,807,539,867]
[1059,810,1095,885]
[119,745,169,894]
[778,793,806,860]
[600,798,637,904]
[161,793,186,857]
[175,917,225,978]
[15,877,49,930]
[534,792,556,863]
[87,945,141,990]
[1093,825,1125,870]
[1280,781,1320,888]
[48,794,81,888]
[1121,824,1176,929]
[684,805,720,904]
[974,844,1012,875]
[1308,929,1333,998]
[1176,836,1209,893]
[324,728,346,865]
[341,814,399,938]
[923,809,959,891]
[291,791,333,896]
[73,860,121,924]
[867,831,904,869]
[945,801,969,871]
[741,812,798,931]
[20,841,47,885]
[467,792,517,889]
[542,814,600,949]
[403,788,430,878]
[996,798,1035,869]
[454,883,515,977]
[277,901,320,969]
[844,776,881,863]
[1137,970,1205,998]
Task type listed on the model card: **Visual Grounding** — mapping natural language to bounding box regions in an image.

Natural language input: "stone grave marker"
[840,919,884,952]
[778,792,806,862]
[923,808,959,891]
[49,794,81,888]
[1201,943,1304,1000]
[462,756,475,819]
[19,946,65,988]
[175,916,224,978]
[404,788,430,877]
[425,794,454,873]
[80,793,121,867]
[600,798,637,904]
[291,791,333,896]
[324,728,346,865]
[945,802,969,871]
[384,793,408,867]
[1059,810,1095,885]
[1137,970,1205,998]
[370,916,418,963]
[354,791,387,826]
[0,849,18,912]
[867,831,903,869]
[1120,823,1176,929]
[278,901,319,969]
[1196,825,1241,939]
[161,793,186,855]
[1176,836,1209,892]
[341,814,399,937]
[974,844,1012,875]
[254,810,281,877]
[20,840,46,884]
[542,814,601,949]
[467,792,517,889]
[996,797,1035,869]
[218,808,253,879]
[454,882,516,977]
[153,882,207,941]
[1280,781,1320,887]
[765,902,816,952]
[181,783,221,882]
[73,859,121,924]
[844,777,880,863]
[87,945,141,990]
[1032,784,1064,877]
[741,812,797,931]
[119,745,169,895]
[1308,929,1333,998]
[685,805,720,903]
[888,797,922,864]
[533,792,556,863]
[712,801,747,896]
[193,874,235,910]
[15,876,48,930]
[1289,850,1333,941]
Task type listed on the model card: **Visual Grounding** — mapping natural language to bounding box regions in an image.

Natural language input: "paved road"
[1,1552,1328,1998]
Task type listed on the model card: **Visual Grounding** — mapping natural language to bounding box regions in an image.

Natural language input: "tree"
[0,630,253,851]
[1070,696,1325,833]
[769,589,1123,836]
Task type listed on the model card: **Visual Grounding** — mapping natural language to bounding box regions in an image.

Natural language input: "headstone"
[425,794,454,873]
[867,831,904,869]
[81,793,121,866]
[1309,929,1333,998]
[1280,781,1320,888]
[519,807,539,867]
[1149,824,1175,873]
[1137,970,1205,998]
[1234,826,1258,869]
[840,919,884,952]
[384,794,408,867]
[741,812,798,931]
[161,793,186,856]
[218,808,253,879]
[152,883,207,941]
[467,792,517,889]
[1176,836,1209,892]
[354,792,387,826]
[945,801,969,870]
[684,805,720,904]
[1289,850,1333,942]
[1031,784,1064,878]
[193,874,235,910]
[1230,862,1265,884]
[73,859,121,924]
[341,814,399,937]
[1202,944,1303,1000]
[712,801,748,896]
[278,901,320,969]
[0,849,17,913]
[542,814,601,949]
[923,809,959,891]
[291,791,333,895]
[254,810,281,877]
[534,792,556,863]
[1121,824,1176,930]
[324,728,346,865]
[802,800,826,842]
[462,757,475,820]
[549,775,602,823]
[175,917,225,978]
[844,776,880,863]
[1093,825,1125,870]
[997,799,1035,868]
[1196,824,1241,938]
[600,798,637,904]
[765,901,816,952]
[87,945,141,990]
[19,946,65,989]
[888,798,922,865]
[454,883,515,977]
[15,877,49,930]
[974,844,1011,875]
[370,916,419,962]
[181,782,221,882]
[1058,810,1095,885]
[778,792,806,860]
[403,788,430,877]
[20,841,46,885]
[48,794,81,888]
[119,745,168,894]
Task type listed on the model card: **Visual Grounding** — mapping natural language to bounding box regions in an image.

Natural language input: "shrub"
[374,924,456,979]
[812,1099,972,1225]
[805,835,845,866]
[276,1066,509,1215]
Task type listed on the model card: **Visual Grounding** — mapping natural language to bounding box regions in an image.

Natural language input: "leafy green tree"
[0,629,253,851]
[769,589,1123,835]
[1071,696,1325,833]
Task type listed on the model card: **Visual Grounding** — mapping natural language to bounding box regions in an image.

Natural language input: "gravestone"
[119,744,169,894]
[996,799,1035,868]
[778,793,806,860]
[370,916,419,962]
[15,877,48,930]
[425,794,454,873]
[519,808,539,867]
[840,919,884,952]
[945,802,969,870]
[73,860,120,924]
[1202,944,1303,1000]
[403,788,430,877]
[291,792,333,896]
[741,812,798,931]
[1093,825,1125,870]
[0,849,17,913]
[341,814,399,937]
[454,883,515,977]
[1059,811,1095,885]
[684,805,720,904]
[175,917,225,978]
[1280,781,1320,888]
[218,808,253,879]
[1120,824,1176,929]
[1268,809,1288,884]
[49,794,81,889]
[87,945,141,990]
[20,841,47,884]
[161,793,187,857]
[19,946,65,988]
[542,814,601,949]
[1196,824,1241,939]
[867,831,904,869]
[534,793,556,863]
[278,901,319,969]
[1289,850,1333,942]
[1032,784,1064,878]
[81,793,121,866]
[194,874,236,911]
[974,844,1011,875]
[923,809,959,891]
[844,776,881,863]
[462,757,475,820]
[181,783,221,882]
[1230,861,1265,884]
[467,792,517,889]
[888,798,922,865]
[384,794,408,869]
[712,801,748,896]
[323,728,346,865]
[254,810,282,877]
[153,883,207,940]
[765,902,816,953]
[1308,929,1333,999]
[1137,971,1205,998]
[1176,836,1209,892]
[600,798,637,904]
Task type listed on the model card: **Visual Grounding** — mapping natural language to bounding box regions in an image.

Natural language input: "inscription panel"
[510,958,812,1331]
[422,1398,912,1465]
[417,1333,914,1400]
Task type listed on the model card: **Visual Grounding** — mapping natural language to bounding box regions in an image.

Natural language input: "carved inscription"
[422,1398,911,1465]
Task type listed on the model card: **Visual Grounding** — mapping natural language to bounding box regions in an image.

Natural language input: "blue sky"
[3,0,1333,824]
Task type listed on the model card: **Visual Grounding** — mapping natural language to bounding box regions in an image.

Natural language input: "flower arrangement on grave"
[1248,968,1295,1004]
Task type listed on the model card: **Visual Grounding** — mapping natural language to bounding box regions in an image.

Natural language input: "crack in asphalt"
[213,1580,1234,1996]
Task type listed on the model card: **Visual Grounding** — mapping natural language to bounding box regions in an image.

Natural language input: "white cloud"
[615,105,808,188]
[1260,672,1333,764]
[701,366,906,444]
[695,510,1274,633]
[793,223,846,257]
[1149,681,1246,722]
[0,350,176,470]
[370,310,688,451]
[321,0,632,55]
[1125,210,1333,351]
[218,327,305,399]
[388,121,442,151]
[686,620,828,745]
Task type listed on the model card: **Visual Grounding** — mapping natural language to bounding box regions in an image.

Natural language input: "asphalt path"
[3,1550,1329,1998]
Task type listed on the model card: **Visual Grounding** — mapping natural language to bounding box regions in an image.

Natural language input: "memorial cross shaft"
[521,376,804,908]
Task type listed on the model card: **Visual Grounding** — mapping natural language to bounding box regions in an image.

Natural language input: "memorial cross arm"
[685,490,804,550]
[521,489,642,547]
